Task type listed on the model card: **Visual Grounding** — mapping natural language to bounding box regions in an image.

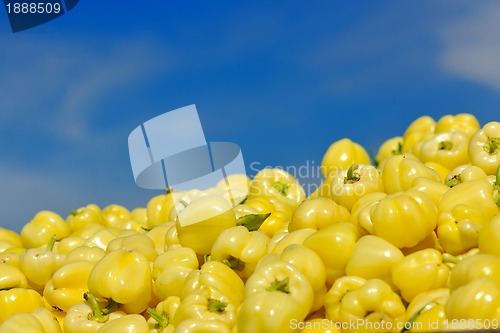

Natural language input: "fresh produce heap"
[0,113,500,333]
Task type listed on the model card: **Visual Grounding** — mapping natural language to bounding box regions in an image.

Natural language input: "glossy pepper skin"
[210,226,269,280]
[302,222,359,286]
[391,249,450,302]
[402,116,436,153]
[375,136,403,167]
[413,130,470,170]
[434,113,480,138]
[106,233,158,262]
[381,153,441,194]
[369,189,438,248]
[66,204,104,232]
[324,276,406,333]
[468,121,500,175]
[0,288,45,324]
[321,138,371,179]
[444,164,489,187]
[289,197,350,232]
[404,288,450,332]
[21,211,71,249]
[88,249,152,314]
[329,164,384,211]
[248,168,306,212]
[246,260,314,319]
[0,262,28,289]
[237,290,306,333]
[448,254,500,290]
[95,314,149,333]
[478,213,500,257]
[0,308,63,333]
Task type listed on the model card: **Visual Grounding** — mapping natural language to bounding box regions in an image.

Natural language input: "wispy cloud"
[438,1,500,92]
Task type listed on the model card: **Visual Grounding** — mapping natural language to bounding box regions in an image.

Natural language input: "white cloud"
[438,1,500,91]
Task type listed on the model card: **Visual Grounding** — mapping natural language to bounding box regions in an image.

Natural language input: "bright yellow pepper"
[321,138,371,178]
[468,121,500,175]
[349,191,386,235]
[391,249,450,302]
[0,227,22,248]
[66,204,104,232]
[101,204,131,229]
[0,262,28,289]
[164,224,181,251]
[289,197,350,232]
[303,222,360,286]
[478,213,500,257]
[410,177,449,207]
[0,288,45,324]
[181,260,245,307]
[413,130,470,170]
[324,276,406,333]
[146,190,185,227]
[246,260,314,318]
[345,235,404,288]
[403,288,450,332]
[375,136,403,167]
[268,228,316,255]
[106,233,158,261]
[95,314,149,333]
[146,222,174,254]
[21,211,71,249]
[146,296,180,333]
[53,236,86,255]
[237,290,306,333]
[248,168,306,212]
[369,189,438,248]
[434,113,480,138]
[211,226,269,280]
[258,210,289,237]
[88,249,152,314]
[152,247,199,300]
[381,153,441,194]
[402,115,436,153]
[424,162,451,183]
[43,260,94,312]
[64,245,106,264]
[0,307,63,333]
[448,253,500,290]
[329,164,384,211]
[175,194,237,255]
[444,164,489,187]
[175,318,231,333]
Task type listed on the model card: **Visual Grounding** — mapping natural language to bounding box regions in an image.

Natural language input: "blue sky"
[1,1,500,232]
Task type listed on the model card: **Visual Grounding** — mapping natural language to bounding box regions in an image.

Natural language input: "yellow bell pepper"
[0,307,63,333]
[445,278,500,322]
[246,260,314,319]
[349,191,386,235]
[369,189,438,248]
[64,245,106,264]
[321,138,371,178]
[448,253,500,290]
[237,290,306,333]
[0,288,45,324]
[21,211,71,249]
[95,314,149,333]
[444,164,489,187]
[346,235,404,288]
[403,288,450,332]
[303,222,360,286]
[289,197,350,232]
[400,231,443,256]
[175,194,237,255]
[101,204,131,229]
[0,227,22,248]
[258,210,289,237]
[268,228,316,255]
[329,164,384,211]
[88,249,152,314]
[54,236,86,255]
[434,113,480,138]
[152,247,199,300]
[424,161,451,183]
[437,179,498,255]
[0,262,28,289]
[391,249,450,302]
[410,177,449,207]
[402,115,436,153]
[173,288,236,329]
[146,296,180,333]
[66,204,104,232]
[468,121,500,175]
[19,234,65,292]
[210,226,269,280]
[43,260,94,312]
[164,224,181,250]
[324,276,406,333]
[381,153,441,194]
[181,260,245,307]
[248,168,306,212]
[106,233,158,261]
[375,136,403,167]
[478,213,500,257]
[82,227,118,251]
[175,318,232,333]
[146,222,173,254]
[146,190,183,227]
[413,130,470,170]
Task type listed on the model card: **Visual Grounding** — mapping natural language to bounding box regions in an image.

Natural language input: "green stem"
[445,176,460,188]
[495,164,500,189]
[236,212,271,231]
[101,298,118,315]
[484,137,500,155]
[84,292,108,323]
[267,277,291,294]
[438,140,453,150]
[46,234,57,252]
[147,307,169,330]
[272,182,289,195]
[207,299,228,313]
[443,253,460,265]
[401,301,436,332]
[223,256,245,271]
[345,164,360,184]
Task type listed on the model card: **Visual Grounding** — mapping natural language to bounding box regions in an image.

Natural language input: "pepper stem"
[445,176,460,187]
[207,299,228,313]
[267,277,291,294]
[345,164,360,184]
[272,182,289,195]
[46,234,57,252]
[101,298,118,315]
[443,253,460,265]
[401,301,437,332]
[84,292,109,323]
[147,307,169,330]
[438,140,453,150]
[484,137,500,155]
[236,212,271,231]
[223,256,245,271]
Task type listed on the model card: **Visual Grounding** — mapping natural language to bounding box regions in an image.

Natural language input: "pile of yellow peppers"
[1,113,500,333]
